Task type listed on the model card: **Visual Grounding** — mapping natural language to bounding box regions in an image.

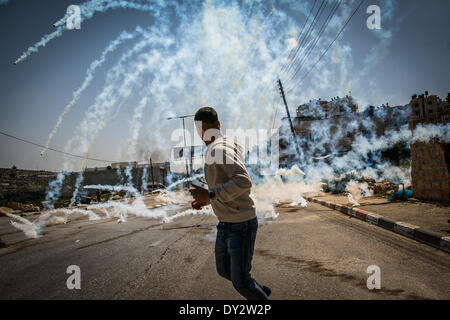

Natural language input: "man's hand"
[189,185,209,203]
[192,200,207,210]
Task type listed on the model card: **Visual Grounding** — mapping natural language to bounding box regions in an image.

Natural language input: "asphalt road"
[0,200,449,299]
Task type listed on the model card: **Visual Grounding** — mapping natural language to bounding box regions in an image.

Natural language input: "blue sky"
[0,0,449,171]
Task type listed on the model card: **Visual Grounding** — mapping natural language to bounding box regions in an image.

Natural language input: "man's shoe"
[262,285,271,297]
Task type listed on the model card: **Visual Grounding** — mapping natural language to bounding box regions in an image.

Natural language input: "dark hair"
[194,106,219,130]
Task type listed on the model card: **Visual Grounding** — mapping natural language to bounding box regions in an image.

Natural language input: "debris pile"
[6,202,40,213]
[357,178,398,196]
[0,207,17,216]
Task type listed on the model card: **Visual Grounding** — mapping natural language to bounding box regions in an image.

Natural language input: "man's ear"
[218,121,221,129]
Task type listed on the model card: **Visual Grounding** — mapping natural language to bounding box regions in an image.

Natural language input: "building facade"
[278,95,410,167]
[410,92,450,203]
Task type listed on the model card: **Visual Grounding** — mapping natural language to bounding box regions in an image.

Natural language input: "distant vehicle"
[148,183,166,193]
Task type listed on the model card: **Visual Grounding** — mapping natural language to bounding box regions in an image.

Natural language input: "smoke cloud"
[8,0,449,240]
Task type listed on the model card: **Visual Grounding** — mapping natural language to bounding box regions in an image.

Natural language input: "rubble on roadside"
[357,178,399,196]
[0,206,20,216]
[0,202,41,216]
[7,202,40,212]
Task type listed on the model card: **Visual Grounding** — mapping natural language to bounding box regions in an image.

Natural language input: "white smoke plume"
[6,213,44,239]
[22,0,447,229]
[345,180,373,207]
[127,96,149,160]
[13,0,180,64]
[141,166,148,193]
[84,184,141,197]
[41,30,136,156]
[164,206,214,223]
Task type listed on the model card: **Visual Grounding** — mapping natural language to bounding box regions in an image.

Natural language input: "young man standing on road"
[189,106,271,300]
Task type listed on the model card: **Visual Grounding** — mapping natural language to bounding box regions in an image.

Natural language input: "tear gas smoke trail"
[44,171,67,209]
[164,206,214,223]
[84,183,146,221]
[68,127,103,208]
[84,183,176,222]
[127,96,149,160]
[52,0,183,28]
[86,199,168,222]
[6,213,44,239]
[14,28,63,65]
[42,1,299,208]
[37,1,449,220]
[156,189,193,205]
[164,173,205,191]
[42,28,173,204]
[7,207,104,239]
[124,166,134,199]
[71,33,153,175]
[141,166,148,193]
[40,30,136,156]
[29,0,302,168]
[117,166,124,184]
[14,0,182,64]
[60,28,173,169]
[69,173,84,207]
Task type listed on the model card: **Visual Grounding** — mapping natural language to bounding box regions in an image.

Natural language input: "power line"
[281,0,327,80]
[279,0,318,75]
[281,0,323,77]
[286,0,366,94]
[285,0,342,86]
[0,130,117,163]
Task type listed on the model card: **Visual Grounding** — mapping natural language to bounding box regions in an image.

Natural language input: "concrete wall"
[62,164,169,197]
[411,141,450,203]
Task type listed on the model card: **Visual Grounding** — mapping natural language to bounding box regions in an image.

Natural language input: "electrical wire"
[285,0,342,87]
[279,0,318,75]
[0,130,117,163]
[281,0,327,80]
[286,0,366,94]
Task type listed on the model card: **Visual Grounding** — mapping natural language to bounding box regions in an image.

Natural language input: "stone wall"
[411,141,450,203]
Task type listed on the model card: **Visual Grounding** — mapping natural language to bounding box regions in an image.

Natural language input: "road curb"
[304,196,449,254]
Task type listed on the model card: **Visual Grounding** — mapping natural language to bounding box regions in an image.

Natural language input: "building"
[296,95,358,118]
[410,91,450,125]
[278,95,410,167]
[409,92,450,203]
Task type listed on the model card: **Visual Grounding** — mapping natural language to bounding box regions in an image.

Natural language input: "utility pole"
[167,115,195,177]
[189,146,194,176]
[277,79,301,158]
[149,158,155,188]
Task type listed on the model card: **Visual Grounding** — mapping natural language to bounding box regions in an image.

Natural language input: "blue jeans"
[215,217,269,300]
